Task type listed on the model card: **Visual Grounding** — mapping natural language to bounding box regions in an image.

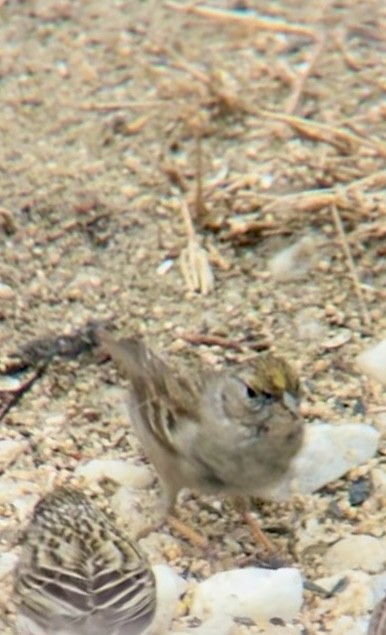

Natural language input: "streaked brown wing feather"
[14,488,156,635]
[98,330,198,453]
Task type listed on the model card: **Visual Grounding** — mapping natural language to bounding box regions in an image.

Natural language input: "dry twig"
[165,2,316,40]
[81,100,166,111]
[0,363,48,422]
[258,110,386,158]
[330,204,372,328]
[181,332,270,352]
[286,33,326,114]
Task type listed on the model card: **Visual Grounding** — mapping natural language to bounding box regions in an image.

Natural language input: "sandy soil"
[1,0,386,633]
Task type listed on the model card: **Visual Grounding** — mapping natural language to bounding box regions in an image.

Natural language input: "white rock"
[0,479,39,504]
[172,618,301,635]
[0,439,27,470]
[328,615,368,635]
[370,468,386,497]
[150,564,187,635]
[260,423,380,502]
[156,259,174,276]
[315,571,374,616]
[190,567,303,624]
[110,485,155,536]
[324,536,386,574]
[75,459,154,488]
[269,236,316,282]
[357,340,386,384]
[370,571,386,602]
[0,375,24,391]
[0,551,19,580]
[295,309,326,342]
[12,493,40,522]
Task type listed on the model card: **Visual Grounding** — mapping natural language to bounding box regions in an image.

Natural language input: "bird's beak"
[282,391,299,416]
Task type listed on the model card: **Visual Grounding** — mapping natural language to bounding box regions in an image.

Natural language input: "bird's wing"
[98,330,199,453]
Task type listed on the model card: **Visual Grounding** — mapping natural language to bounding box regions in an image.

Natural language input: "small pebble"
[0,551,19,579]
[357,340,386,385]
[349,477,372,506]
[0,440,28,471]
[269,236,316,282]
[157,259,174,275]
[0,283,16,299]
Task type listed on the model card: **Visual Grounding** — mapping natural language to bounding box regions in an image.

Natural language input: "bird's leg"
[136,487,209,549]
[166,512,209,549]
[162,487,208,548]
[233,496,279,556]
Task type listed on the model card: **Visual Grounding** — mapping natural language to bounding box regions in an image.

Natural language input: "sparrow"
[14,486,156,635]
[98,330,304,550]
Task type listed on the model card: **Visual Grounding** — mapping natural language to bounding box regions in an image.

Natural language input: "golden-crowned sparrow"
[98,330,304,551]
[14,486,156,635]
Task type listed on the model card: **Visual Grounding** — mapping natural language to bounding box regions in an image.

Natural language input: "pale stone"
[357,340,386,384]
[0,283,16,299]
[75,459,154,489]
[0,551,19,580]
[0,376,23,391]
[315,571,374,617]
[269,236,316,282]
[324,536,386,574]
[370,571,386,603]
[260,423,380,502]
[156,259,174,275]
[150,564,187,635]
[0,480,39,504]
[172,619,301,635]
[0,440,28,471]
[328,615,368,635]
[190,567,303,624]
[110,485,155,537]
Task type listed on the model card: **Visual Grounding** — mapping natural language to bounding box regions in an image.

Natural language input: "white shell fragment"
[259,423,379,502]
[269,236,316,282]
[190,567,303,624]
[75,459,154,489]
[357,340,386,385]
[323,536,386,574]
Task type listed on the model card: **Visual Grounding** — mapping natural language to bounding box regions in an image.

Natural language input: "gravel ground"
[1,1,386,633]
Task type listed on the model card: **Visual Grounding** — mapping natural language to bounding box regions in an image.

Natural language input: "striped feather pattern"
[14,487,156,635]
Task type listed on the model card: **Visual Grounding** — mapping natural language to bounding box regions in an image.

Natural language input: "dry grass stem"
[81,100,166,111]
[165,2,316,40]
[258,110,386,158]
[286,33,326,114]
[181,332,244,352]
[331,204,372,328]
[179,202,214,294]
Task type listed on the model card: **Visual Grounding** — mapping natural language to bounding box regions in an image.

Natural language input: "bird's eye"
[244,384,275,405]
[245,384,258,399]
